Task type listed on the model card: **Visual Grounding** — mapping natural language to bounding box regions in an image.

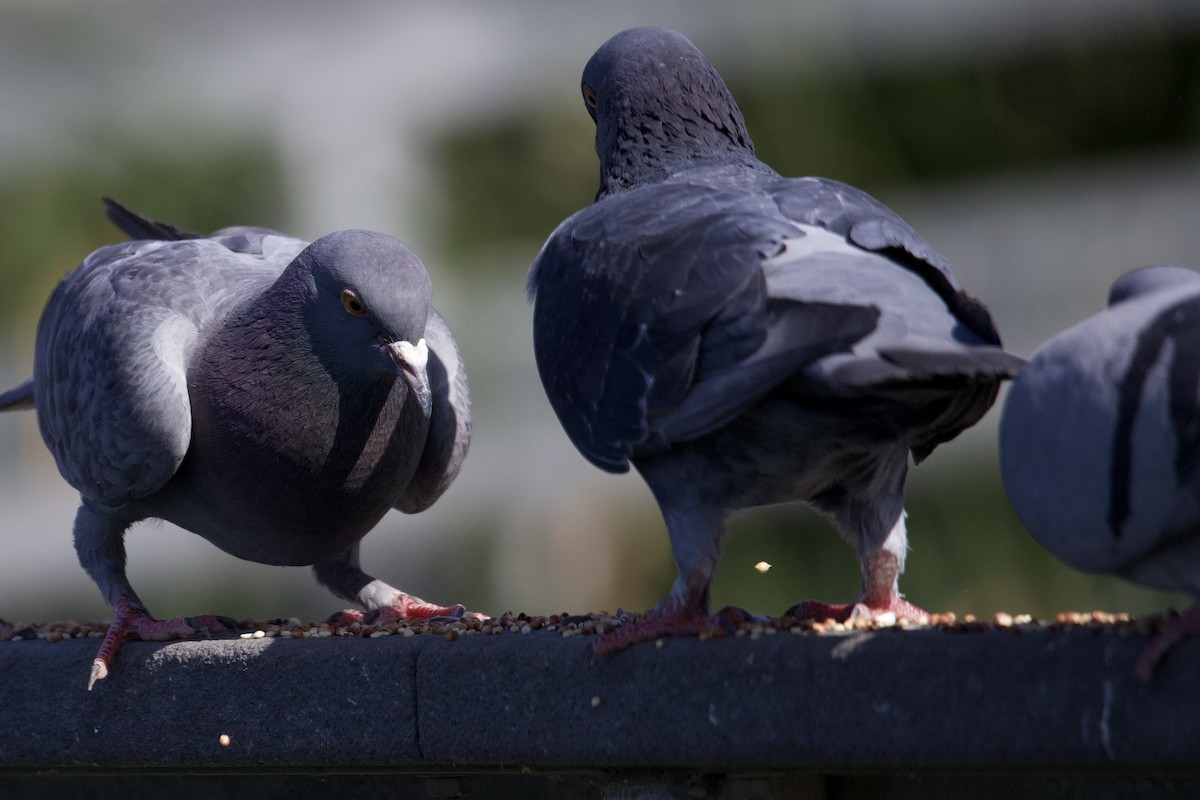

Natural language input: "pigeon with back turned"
[1001,265,1200,679]
[0,199,472,688]
[527,27,1024,652]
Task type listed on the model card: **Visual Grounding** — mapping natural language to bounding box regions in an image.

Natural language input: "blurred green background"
[0,0,1195,624]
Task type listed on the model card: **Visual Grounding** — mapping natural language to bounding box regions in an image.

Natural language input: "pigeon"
[1000,265,1200,680]
[0,199,472,688]
[527,27,1024,653]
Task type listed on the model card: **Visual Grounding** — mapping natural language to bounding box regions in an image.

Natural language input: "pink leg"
[1136,605,1200,682]
[593,501,751,655]
[89,594,236,690]
[315,550,487,624]
[787,547,929,624]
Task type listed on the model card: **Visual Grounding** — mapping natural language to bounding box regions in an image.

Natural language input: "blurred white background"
[1,0,1198,624]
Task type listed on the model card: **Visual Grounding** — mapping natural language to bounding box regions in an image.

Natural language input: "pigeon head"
[293,230,433,408]
[581,27,757,199]
[1107,265,1200,307]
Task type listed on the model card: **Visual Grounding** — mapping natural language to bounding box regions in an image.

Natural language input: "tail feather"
[0,379,34,411]
[102,197,200,242]
[825,344,1025,392]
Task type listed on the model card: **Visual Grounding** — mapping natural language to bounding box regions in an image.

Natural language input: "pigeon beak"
[386,337,432,417]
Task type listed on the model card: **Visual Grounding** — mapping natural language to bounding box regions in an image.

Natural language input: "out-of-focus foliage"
[750,34,1200,184]
[1,13,1197,623]
[437,33,1200,263]
[0,128,285,346]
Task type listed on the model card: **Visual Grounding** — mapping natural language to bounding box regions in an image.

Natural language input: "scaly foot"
[89,594,237,690]
[330,594,486,625]
[593,600,749,656]
[1136,605,1200,682]
[786,594,929,624]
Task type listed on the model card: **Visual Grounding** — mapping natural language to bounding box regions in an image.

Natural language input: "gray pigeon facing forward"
[0,199,472,687]
[1001,265,1200,679]
[527,27,1024,652]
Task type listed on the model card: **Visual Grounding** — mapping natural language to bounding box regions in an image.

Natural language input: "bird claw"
[330,598,488,626]
[1136,605,1200,682]
[367,602,482,623]
[400,602,467,621]
[786,595,929,624]
[88,596,239,690]
[785,600,855,623]
[593,600,727,656]
[714,605,757,633]
[87,658,109,691]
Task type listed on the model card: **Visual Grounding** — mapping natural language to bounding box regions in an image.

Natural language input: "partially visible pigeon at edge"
[1001,265,1200,679]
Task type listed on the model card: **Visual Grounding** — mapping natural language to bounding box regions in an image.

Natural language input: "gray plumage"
[1000,265,1200,678]
[0,199,471,685]
[528,27,1023,648]
[1001,265,1200,598]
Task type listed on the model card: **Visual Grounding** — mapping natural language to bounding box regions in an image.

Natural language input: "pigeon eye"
[583,85,598,109]
[341,289,367,317]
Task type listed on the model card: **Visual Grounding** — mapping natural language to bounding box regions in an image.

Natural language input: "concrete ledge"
[2,626,1197,778]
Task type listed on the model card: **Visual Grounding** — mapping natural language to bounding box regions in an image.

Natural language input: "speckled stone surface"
[1,624,1197,773]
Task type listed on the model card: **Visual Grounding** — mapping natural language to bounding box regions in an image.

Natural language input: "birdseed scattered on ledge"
[0,609,1166,644]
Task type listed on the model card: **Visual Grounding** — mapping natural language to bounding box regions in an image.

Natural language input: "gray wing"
[771,176,1002,344]
[34,235,304,506]
[395,309,472,513]
[529,179,881,472]
[762,177,1024,460]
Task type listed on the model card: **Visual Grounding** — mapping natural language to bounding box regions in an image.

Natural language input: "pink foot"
[1136,606,1200,682]
[787,594,929,624]
[593,601,748,656]
[89,595,237,690]
[330,595,487,625]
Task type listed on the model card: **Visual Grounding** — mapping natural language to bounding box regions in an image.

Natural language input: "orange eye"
[341,289,367,317]
[583,85,597,109]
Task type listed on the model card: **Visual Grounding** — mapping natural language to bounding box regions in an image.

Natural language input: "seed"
[591,696,601,708]
[219,734,231,747]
